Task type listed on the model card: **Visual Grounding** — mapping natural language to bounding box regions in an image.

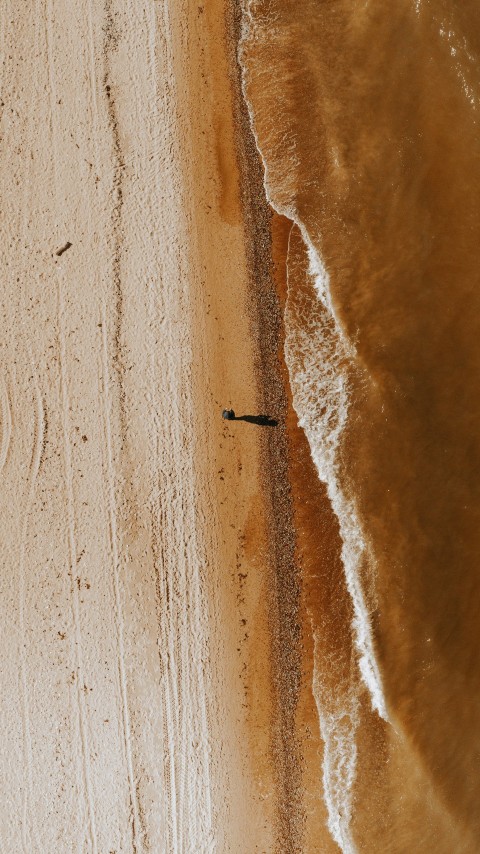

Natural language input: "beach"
[0,0,303,849]
[4,0,480,850]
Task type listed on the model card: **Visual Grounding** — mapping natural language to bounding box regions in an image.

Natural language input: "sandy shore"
[9,0,470,850]
[0,0,320,851]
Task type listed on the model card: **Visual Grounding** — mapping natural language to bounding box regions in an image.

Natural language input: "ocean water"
[240,1,480,850]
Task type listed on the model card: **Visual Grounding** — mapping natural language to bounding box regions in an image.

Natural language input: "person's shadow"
[234,414,278,427]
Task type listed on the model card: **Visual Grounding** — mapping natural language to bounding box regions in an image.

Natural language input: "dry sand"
[0,0,290,851]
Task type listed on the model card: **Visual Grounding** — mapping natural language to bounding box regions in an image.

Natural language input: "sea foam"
[313,630,359,854]
[282,224,385,850]
[287,227,388,724]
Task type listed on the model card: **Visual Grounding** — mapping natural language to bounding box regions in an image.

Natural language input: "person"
[222,408,235,420]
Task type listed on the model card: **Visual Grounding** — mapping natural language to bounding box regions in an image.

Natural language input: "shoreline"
[226,7,355,850]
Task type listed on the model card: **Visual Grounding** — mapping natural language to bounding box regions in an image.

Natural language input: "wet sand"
[0,0,310,850]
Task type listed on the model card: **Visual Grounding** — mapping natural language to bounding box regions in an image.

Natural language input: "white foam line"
[312,632,359,854]
[294,234,388,723]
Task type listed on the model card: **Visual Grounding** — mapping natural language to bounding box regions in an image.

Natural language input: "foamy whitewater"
[312,631,359,854]
[284,226,384,852]
[286,225,387,726]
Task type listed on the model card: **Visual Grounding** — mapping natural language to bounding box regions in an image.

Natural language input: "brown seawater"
[240,2,480,850]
